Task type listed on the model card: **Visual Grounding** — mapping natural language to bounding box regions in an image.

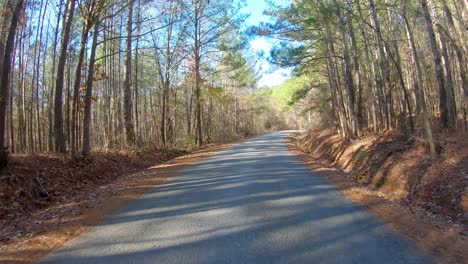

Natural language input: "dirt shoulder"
[0,141,240,264]
[287,133,468,264]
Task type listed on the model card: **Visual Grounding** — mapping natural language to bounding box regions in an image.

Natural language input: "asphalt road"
[40,131,434,264]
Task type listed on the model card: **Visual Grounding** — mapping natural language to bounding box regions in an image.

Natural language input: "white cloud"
[250,37,272,52]
[258,68,291,87]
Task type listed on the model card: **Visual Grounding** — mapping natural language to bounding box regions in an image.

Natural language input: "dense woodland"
[261,0,467,159]
[1,1,468,260]
[0,0,466,170]
[0,0,280,169]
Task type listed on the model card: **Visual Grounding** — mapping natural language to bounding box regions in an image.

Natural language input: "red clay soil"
[287,131,468,264]
[0,142,238,264]
[294,129,468,225]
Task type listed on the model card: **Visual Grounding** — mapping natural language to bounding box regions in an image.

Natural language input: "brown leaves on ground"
[0,148,186,263]
[0,141,239,264]
[287,133,468,264]
[1,149,186,228]
[294,129,468,226]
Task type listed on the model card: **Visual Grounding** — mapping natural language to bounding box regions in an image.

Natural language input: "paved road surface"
[40,131,434,264]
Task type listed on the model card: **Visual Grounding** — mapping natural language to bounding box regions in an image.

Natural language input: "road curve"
[40,131,434,264]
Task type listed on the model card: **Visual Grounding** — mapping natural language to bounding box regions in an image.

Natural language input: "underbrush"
[0,149,187,228]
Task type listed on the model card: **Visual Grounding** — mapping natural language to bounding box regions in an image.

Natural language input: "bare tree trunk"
[36,0,49,151]
[428,0,456,126]
[71,25,90,158]
[194,13,203,146]
[65,56,72,147]
[347,0,363,134]
[403,9,436,158]
[185,83,193,136]
[337,3,357,138]
[82,20,100,157]
[9,50,15,153]
[357,0,378,132]
[123,0,136,145]
[0,2,12,152]
[319,0,348,137]
[54,0,75,153]
[161,78,169,146]
[134,0,141,145]
[421,0,448,128]
[49,0,64,151]
[442,0,468,125]
[0,0,24,172]
[17,31,26,151]
[8,35,18,154]
[369,0,391,130]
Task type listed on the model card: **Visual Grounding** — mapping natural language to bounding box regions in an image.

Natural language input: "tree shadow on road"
[39,132,434,264]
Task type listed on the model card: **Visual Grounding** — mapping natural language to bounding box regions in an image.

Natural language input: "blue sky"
[242,0,291,87]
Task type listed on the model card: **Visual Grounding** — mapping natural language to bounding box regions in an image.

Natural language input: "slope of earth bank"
[287,130,468,264]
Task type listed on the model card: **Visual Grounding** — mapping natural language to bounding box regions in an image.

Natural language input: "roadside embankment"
[288,130,468,264]
[291,129,468,225]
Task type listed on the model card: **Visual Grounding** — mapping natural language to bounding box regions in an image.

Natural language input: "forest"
[260,0,466,160]
[260,0,468,242]
[0,0,278,170]
[1,0,468,262]
[0,0,465,166]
